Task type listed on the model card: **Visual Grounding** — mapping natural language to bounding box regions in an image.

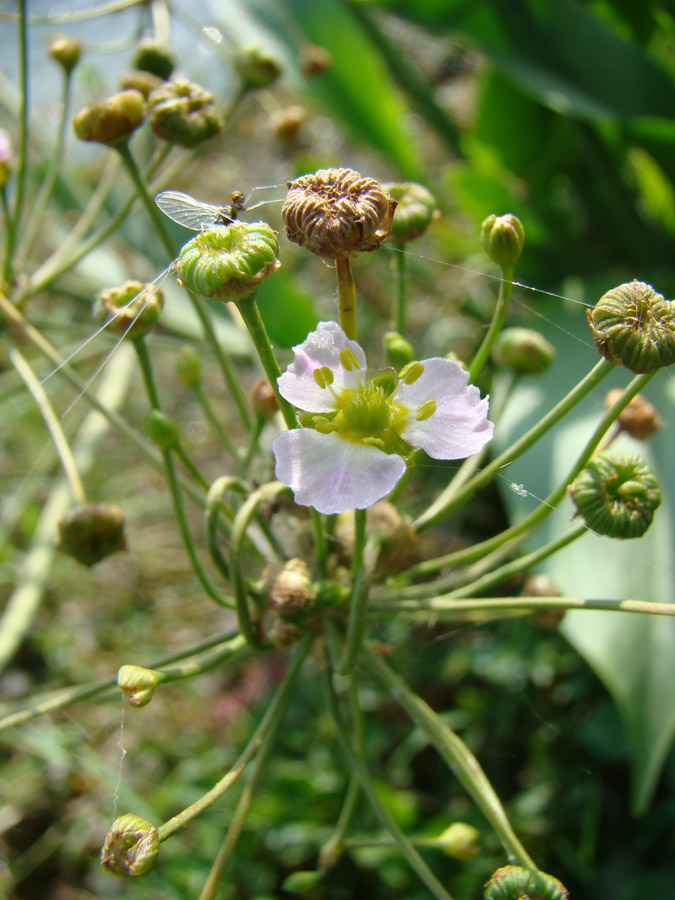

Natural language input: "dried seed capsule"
[48,35,82,73]
[233,46,283,88]
[249,377,278,419]
[604,388,663,440]
[481,214,525,268]
[100,813,159,876]
[117,665,160,708]
[571,453,661,539]
[299,44,333,76]
[58,503,126,567]
[73,90,145,146]
[148,79,222,148]
[492,327,555,375]
[132,38,175,80]
[269,105,307,142]
[484,865,569,900]
[586,280,675,373]
[92,280,163,339]
[267,558,313,615]
[175,221,281,302]
[282,167,396,260]
[383,181,438,244]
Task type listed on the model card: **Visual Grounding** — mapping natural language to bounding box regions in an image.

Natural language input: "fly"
[154,189,248,231]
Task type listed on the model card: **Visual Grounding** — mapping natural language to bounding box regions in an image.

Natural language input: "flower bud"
[436,822,480,860]
[383,181,438,245]
[383,331,414,370]
[281,870,323,893]
[249,377,278,419]
[571,453,661,539]
[484,865,569,900]
[48,35,82,73]
[119,70,163,99]
[100,813,159,876]
[132,38,175,80]
[0,129,12,189]
[58,503,126,567]
[481,214,525,268]
[175,221,281,302]
[282,167,397,260]
[176,345,202,389]
[148,79,222,148]
[233,46,283,88]
[144,410,179,449]
[117,665,161,707]
[72,90,145,146]
[300,44,333,77]
[92,280,163,339]
[586,280,675,373]
[492,327,555,375]
[604,388,663,440]
[269,105,307,142]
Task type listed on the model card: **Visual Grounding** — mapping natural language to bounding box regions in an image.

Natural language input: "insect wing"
[154,190,222,231]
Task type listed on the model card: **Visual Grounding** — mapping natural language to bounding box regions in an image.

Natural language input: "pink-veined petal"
[273,429,405,515]
[398,357,493,459]
[277,321,366,413]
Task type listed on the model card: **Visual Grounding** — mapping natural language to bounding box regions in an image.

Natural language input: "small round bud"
[436,822,480,860]
[117,665,160,708]
[300,44,333,77]
[587,280,675,373]
[249,377,278,419]
[282,167,397,261]
[484,865,569,900]
[481,214,525,268]
[144,410,179,449]
[73,90,145,146]
[100,813,159,876]
[0,129,12,189]
[119,70,164,99]
[148,79,222,148]
[492,327,555,374]
[175,221,281,302]
[383,331,414,370]
[571,454,661,539]
[58,503,126,567]
[233,46,283,88]
[270,105,307,142]
[176,345,202,389]
[281,870,323,893]
[92,280,163,339]
[383,181,438,245]
[604,388,663,440]
[48,35,82,73]
[132,38,175,80]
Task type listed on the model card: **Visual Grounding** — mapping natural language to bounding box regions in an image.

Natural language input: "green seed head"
[48,35,82,73]
[147,79,222,148]
[73,89,145,146]
[492,327,555,375]
[233,45,284,88]
[481,213,525,268]
[92,280,163,339]
[132,38,175,80]
[383,181,438,245]
[484,865,569,900]
[100,814,159,876]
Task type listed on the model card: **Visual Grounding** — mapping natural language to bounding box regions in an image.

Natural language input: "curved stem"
[336,258,357,340]
[339,508,369,674]
[468,264,513,383]
[205,476,250,581]
[362,644,537,870]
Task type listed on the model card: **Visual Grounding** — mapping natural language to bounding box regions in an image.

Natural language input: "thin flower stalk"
[339,508,370,674]
[392,249,408,335]
[3,0,27,283]
[368,596,675,618]
[468,265,513,383]
[337,257,358,339]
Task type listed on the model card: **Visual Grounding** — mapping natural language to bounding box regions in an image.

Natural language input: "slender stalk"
[116,141,176,257]
[9,346,86,504]
[336,258,357,340]
[363,644,537,869]
[368,596,675,618]
[205,475,249,581]
[392,249,408,334]
[4,0,28,282]
[322,665,456,900]
[468,264,513,383]
[414,358,614,531]
[160,637,311,844]
[192,383,243,466]
[2,186,13,276]
[339,509,369,674]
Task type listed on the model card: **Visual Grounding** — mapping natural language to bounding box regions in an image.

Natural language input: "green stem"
[362,644,537,870]
[159,636,311,845]
[368,596,675,618]
[193,382,245,466]
[236,295,296,429]
[322,665,456,900]
[336,257,357,340]
[339,508,369,675]
[3,0,27,281]
[205,476,250,581]
[392,248,408,335]
[9,346,87,504]
[116,140,176,258]
[151,634,248,684]
[310,508,328,578]
[414,358,614,532]
[1,187,11,274]
[468,265,513,383]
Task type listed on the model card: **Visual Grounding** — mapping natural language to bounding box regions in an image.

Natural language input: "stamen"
[313,417,334,434]
[415,398,436,421]
[399,361,424,384]
[339,347,361,371]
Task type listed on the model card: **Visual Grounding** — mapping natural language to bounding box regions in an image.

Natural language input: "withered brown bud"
[267,558,313,615]
[282,167,396,260]
[249,377,278,419]
[58,503,126,567]
[270,105,307,142]
[299,44,333,76]
[605,388,663,440]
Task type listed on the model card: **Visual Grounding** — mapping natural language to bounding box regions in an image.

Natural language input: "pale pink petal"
[277,321,367,413]
[398,358,493,459]
[273,429,406,515]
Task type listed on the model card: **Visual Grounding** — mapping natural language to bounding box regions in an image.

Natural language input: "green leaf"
[492,294,675,813]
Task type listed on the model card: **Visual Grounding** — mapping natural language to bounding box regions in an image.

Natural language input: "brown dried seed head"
[605,389,663,440]
[282,167,397,260]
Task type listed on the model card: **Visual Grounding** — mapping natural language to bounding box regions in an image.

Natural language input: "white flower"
[273,321,493,515]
